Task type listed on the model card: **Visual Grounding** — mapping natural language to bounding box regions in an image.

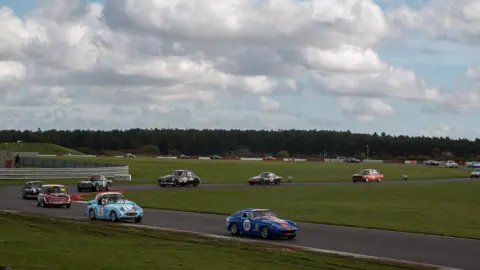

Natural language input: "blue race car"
[84,192,143,223]
[225,208,297,239]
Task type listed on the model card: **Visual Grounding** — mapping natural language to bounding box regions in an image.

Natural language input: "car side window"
[241,213,248,219]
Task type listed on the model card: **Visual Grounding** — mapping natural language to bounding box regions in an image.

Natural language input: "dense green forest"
[0,128,479,160]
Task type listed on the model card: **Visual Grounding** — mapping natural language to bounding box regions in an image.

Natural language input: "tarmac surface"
[1,178,480,269]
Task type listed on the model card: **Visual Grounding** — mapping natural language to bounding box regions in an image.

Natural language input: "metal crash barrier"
[0,166,130,179]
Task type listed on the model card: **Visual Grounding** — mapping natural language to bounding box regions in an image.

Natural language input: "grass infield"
[0,212,428,270]
[88,181,480,240]
[33,157,470,185]
[0,142,83,155]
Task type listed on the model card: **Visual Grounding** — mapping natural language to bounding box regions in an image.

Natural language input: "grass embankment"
[0,142,83,155]
[99,182,480,239]
[35,157,470,184]
[0,212,428,270]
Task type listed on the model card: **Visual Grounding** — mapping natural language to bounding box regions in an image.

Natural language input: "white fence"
[0,166,130,180]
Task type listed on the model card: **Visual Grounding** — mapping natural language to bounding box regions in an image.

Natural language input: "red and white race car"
[36,184,71,208]
[352,169,384,183]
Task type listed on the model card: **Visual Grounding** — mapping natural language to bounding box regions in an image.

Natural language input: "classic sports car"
[424,160,440,166]
[470,169,480,178]
[445,160,459,168]
[157,170,201,187]
[84,192,143,223]
[467,161,480,168]
[36,184,71,208]
[248,172,282,185]
[124,153,136,158]
[352,169,384,183]
[225,208,297,239]
[22,181,43,199]
[77,175,113,192]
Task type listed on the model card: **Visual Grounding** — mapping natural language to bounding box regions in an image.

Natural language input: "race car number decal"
[98,207,104,217]
[243,219,251,231]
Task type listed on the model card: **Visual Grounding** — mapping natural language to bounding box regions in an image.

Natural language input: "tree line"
[0,128,479,160]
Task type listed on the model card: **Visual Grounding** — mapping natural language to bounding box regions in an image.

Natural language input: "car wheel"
[364,178,369,183]
[77,188,81,192]
[89,209,96,220]
[37,200,41,207]
[230,223,240,236]
[42,200,48,208]
[193,179,199,187]
[287,235,296,239]
[134,217,142,223]
[94,185,99,192]
[160,184,165,187]
[377,178,382,182]
[22,194,26,200]
[274,179,280,185]
[260,226,270,239]
[106,183,111,191]
[353,179,357,183]
[173,180,179,187]
[65,203,71,209]
[249,182,254,185]
[110,211,118,222]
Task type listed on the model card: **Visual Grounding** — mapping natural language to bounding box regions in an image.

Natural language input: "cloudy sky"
[0,0,479,138]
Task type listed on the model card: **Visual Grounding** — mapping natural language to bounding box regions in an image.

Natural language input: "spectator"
[14,154,20,168]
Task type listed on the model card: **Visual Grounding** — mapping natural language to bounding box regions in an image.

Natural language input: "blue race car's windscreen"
[253,211,276,218]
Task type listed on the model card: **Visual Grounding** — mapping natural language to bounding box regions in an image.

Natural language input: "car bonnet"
[256,216,294,229]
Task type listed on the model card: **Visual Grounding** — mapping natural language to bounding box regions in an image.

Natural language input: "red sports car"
[352,169,384,183]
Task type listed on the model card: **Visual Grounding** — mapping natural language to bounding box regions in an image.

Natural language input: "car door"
[239,212,255,236]
[95,198,107,219]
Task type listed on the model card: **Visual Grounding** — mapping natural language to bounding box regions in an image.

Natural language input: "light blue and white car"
[84,192,143,223]
[470,169,480,178]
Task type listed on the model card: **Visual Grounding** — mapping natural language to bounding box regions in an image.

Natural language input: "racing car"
[77,175,112,192]
[225,208,297,239]
[85,192,143,223]
[22,181,43,199]
[467,161,480,168]
[248,172,282,185]
[424,160,440,166]
[445,160,459,168]
[157,170,201,187]
[470,169,480,178]
[36,184,71,208]
[352,169,384,183]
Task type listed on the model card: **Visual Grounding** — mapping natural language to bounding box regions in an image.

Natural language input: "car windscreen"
[27,182,42,188]
[252,211,277,218]
[104,196,126,204]
[259,173,270,177]
[44,187,65,193]
[172,171,184,176]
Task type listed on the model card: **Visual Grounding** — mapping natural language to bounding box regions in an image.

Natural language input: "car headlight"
[120,207,126,211]
[132,206,137,211]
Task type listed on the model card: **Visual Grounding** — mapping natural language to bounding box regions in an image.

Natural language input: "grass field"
[35,157,470,184]
[89,181,480,239]
[0,212,428,270]
[0,142,83,155]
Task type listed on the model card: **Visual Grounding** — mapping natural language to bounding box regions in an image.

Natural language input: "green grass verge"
[0,212,428,270]
[34,157,470,184]
[96,182,480,239]
[0,142,83,155]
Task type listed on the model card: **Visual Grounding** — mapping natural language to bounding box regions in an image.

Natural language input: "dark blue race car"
[225,208,298,239]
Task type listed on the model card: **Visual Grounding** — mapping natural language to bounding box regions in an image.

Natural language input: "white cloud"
[420,124,451,138]
[467,68,480,79]
[0,0,471,135]
[387,0,480,45]
[338,97,394,122]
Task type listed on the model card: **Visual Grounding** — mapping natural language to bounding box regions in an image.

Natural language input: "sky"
[0,0,479,139]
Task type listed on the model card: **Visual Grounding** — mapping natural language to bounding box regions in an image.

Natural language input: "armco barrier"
[22,157,125,168]
[0,166,129,179]
[114,174,132,181]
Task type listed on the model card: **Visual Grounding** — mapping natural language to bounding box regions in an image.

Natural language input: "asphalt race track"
[1,178,480,269]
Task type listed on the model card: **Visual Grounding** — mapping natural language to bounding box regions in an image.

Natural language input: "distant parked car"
[178,154,188,159]
[210,155,222,159]
[85,192,143,223]
[470,169,480,178]
[445,160,459,168]
[467,161,480,168]
[344,157,361,163]
[22,181,43,199]
[352,169,384,183]
[248,172,282,185]
[124,153,136,158]
[225,208,298,239]
[157,170,201,187]
[424,160,440,166]
[37,184,71,208]
[77,175,113,192]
